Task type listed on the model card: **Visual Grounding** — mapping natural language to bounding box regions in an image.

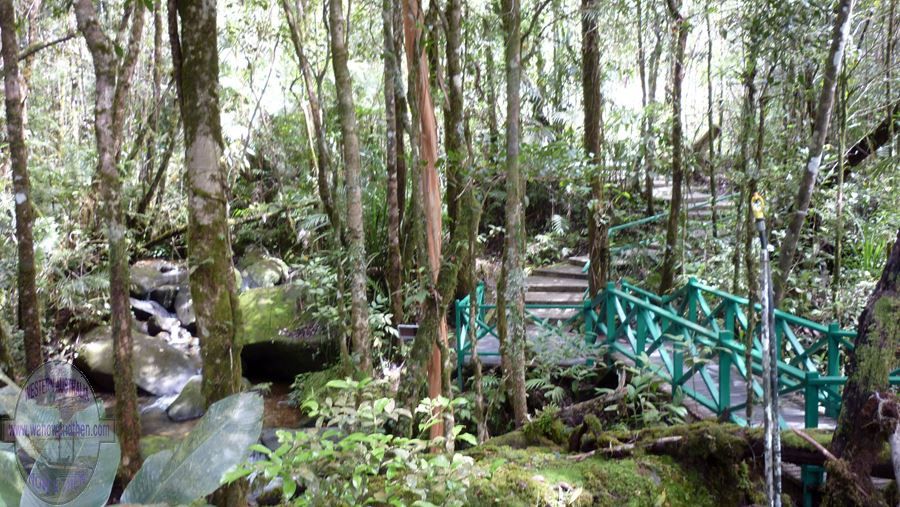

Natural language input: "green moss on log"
[468,445,717,506]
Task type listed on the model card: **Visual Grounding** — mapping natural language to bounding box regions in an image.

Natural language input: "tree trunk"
[582,0,608,295]
[400,0,448,441]
[281,0,340,239]
[0,0,43,373]
[73,0,144,482]
[775,0,854,305]
[171,1,246,503]
[659,0,688,294]
[825,229,900,505]
[705,5,717,239]
[499,0,528,428]
[383,0,404,326]
[643,6,663,217]
[329,0,371,374]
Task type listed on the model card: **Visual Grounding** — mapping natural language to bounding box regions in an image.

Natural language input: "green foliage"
[120,392,264,504]
[597,362,688,430]
[227,377,478,506]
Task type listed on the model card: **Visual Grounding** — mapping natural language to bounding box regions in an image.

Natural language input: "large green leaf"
[19,440,120,507]
[121,392,264,505]
[0,447,24,507]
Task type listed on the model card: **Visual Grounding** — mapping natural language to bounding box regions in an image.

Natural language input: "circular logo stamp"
[2,361,114,504]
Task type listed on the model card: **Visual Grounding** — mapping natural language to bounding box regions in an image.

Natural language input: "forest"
[0,0,899,505]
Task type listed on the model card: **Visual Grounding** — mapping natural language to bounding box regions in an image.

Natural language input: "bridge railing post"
[825,322,841,418]
[605,282,616,345]
[802,371,824,507]
[717,330,733,417]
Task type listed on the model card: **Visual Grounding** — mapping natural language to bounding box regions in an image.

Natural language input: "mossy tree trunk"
[499,0,529,428]
[73,0,144,482]
[171,1,246,503]
[328,0,371,374]
[0,0,43,373]
[659,0,688,294]
[582,0,609,296]
[825,228,900,505]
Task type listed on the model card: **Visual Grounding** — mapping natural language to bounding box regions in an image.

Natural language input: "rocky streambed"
[74,251,335,437]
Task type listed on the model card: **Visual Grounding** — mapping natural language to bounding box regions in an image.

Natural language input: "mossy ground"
[466,442,718,506]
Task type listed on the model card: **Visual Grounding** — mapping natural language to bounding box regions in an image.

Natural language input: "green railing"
[456,277,899,427]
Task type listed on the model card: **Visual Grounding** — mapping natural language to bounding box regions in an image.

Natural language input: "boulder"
[166,375,205,422]
[131,260,188,298]
[239,285,335,381]
[75,326,201,396]
[241,257,289,289]
[174,288,196,333]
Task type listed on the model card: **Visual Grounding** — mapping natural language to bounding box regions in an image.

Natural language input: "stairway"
[651,176,734,220]
[525,256,590,322]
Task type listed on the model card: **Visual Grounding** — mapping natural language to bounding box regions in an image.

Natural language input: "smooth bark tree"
[328,0,371,373]
[775,0,854,305]
[659,0,688,294]
[399,0,450,441]
[582,0,609,295]
[0,0,43,373]
[73,0,144,481]
[498,0,529,427]
[825,229,900,505]
[170,0,246,502]
[0,318,12,378]
[383,0,404,325]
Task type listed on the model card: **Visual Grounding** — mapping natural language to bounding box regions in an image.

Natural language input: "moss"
[523,406,569,446]
[239,285,304,346]
[468,446,718,506]
[139,435,179,458]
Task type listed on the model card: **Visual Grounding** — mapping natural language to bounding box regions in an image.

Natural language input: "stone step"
[566,256,589,268]
[525,308,581,323]
[525,291,585,305]
[531,265,588,280]
[526,275,587,293]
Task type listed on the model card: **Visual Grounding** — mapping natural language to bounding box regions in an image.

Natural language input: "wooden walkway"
[461,253,836,431]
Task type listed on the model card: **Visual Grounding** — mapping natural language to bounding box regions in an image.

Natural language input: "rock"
[75,326,201,395]
[131,260,188,298]
[131,297,175,322]
[241,257,289,289]
[174,288,196,333]
[147,313,181,336]
[239,285,336,381]
[166,375,205,422]
[149,285,180,311]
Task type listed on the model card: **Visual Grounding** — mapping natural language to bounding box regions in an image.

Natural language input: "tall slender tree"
[170,0,246,502]
[73,0,144,481]
[0,0,42,373]
[498,0,528,427]
[328,0,371,373]
[383,0,404,325]
[775,0,854,305]
[659,0,688,294]
[582,0,609,295]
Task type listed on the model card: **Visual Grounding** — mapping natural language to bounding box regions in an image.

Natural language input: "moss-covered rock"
[239,285,336,381]
[468,445,718,506]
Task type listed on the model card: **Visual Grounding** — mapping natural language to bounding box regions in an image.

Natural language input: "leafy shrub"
[226,376,478,506]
